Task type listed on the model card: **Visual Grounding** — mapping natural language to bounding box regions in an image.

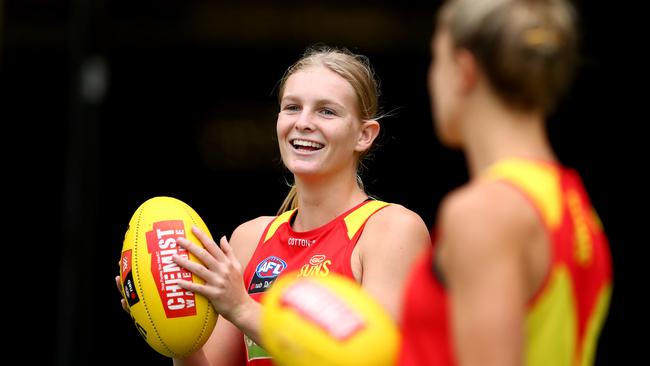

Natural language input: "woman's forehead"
[283,66,356,104]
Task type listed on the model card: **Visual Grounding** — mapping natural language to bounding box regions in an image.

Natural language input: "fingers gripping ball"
[261,272,400,366]
[119,196,218,358]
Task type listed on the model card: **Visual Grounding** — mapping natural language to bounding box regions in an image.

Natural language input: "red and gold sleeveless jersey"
[398,158,613,366]
[241,199,390,365]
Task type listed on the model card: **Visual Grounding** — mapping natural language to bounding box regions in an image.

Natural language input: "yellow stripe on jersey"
[525,266,575,366]
[484,158,563,229]
[343,200,390,240]
[264,209,297,243]
[580,283,612,366]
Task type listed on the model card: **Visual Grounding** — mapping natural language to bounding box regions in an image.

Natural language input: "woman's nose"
[295,110,315,131]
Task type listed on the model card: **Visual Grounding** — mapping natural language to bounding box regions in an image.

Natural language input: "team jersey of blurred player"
[398,158,613,366]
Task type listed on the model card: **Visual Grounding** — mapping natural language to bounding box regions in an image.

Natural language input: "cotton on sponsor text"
[288,237,315,247]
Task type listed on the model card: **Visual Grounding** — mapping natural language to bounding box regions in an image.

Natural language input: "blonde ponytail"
[277,185,298,215]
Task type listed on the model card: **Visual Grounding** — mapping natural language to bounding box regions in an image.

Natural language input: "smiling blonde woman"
[115,45,431,366]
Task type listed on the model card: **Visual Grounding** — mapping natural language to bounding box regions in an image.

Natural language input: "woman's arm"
[438,183,546,366]
[172,216,274,366]
[357,205,431,322]
[172,318,246,366]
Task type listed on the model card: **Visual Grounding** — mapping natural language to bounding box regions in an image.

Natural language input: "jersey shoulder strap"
[343,200,391,240]
[483,158,562,229]
[262,209,296,244]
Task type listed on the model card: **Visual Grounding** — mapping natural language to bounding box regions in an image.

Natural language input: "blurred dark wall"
[1,1,642,365]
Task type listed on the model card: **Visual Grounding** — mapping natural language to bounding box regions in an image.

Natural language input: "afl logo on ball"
[249,256,287,294]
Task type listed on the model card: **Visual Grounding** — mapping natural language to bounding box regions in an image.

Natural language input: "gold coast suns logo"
[298,254,331,277]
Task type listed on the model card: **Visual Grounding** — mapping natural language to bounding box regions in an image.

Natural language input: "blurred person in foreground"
[257,1,613,365]
[398,0,613,365]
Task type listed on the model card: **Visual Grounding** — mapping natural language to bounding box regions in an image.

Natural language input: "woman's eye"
[320,108,336,116]
[284,105,300,112]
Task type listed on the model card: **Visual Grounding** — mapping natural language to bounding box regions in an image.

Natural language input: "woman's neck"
[292,173,368,232]
[461,92,556,178]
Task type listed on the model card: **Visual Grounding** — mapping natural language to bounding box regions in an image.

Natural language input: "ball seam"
[182,201,217,355]
[135,198,179,358]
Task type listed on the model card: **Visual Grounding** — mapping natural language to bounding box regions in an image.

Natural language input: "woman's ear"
[355,120,380,152]
[455,49,479,94]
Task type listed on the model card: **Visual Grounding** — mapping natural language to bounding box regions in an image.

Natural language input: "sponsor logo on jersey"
[244,334,272,361]
[255,256,287,278]
[249,256,287,294]
[298,254,331,277]
[288,237,316,247]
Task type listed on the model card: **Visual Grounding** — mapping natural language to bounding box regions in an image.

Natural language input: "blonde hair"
[277,45,382,214]
[438,0,579,113]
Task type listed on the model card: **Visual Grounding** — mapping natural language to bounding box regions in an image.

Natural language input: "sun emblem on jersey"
[298,254,332,277]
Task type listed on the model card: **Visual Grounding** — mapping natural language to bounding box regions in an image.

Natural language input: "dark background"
[1,0,643,365]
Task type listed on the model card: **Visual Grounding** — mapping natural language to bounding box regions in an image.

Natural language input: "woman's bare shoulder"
[361,203,431,251]
[228,216,276,265]
[439,181,541,256]
[367,203,429,233]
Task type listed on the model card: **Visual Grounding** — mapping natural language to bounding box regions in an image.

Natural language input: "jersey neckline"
[286,198,373,237]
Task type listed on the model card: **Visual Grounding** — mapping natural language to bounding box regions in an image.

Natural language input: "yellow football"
[119,196,217,358]
[260,271,400,366]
